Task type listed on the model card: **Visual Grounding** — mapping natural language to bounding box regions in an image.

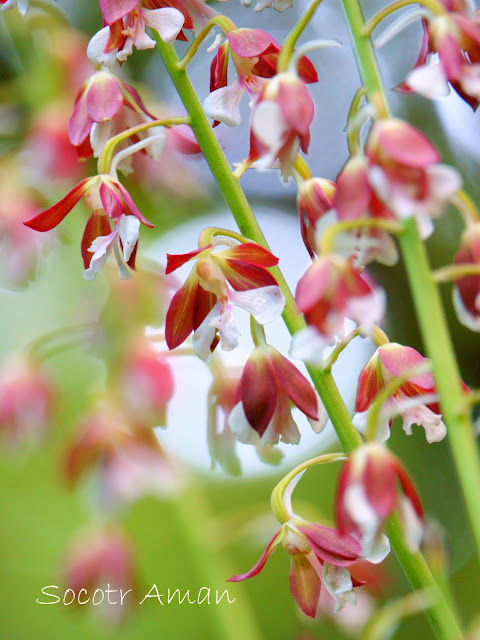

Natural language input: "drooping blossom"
[290,255,385,363]
[117,337,174,427]
[88,0,187,66]
[335,442,423,557]
[0,0,28,15]
[393,2,480,108]
[296,177,336,258]
[23,174,153,279]
[68,68,155,159]
[228,344,326,446]
[334,119,462,240]
[0,355,55,449]
[63,525,137,622]
[63,403,179,506]
[165,241,285,361]
[354,342,465,443]
[247,72,315,178]
[228,516,364,616]
[204,28,317,127]
[207,366,283,475]
[452,222,480,331]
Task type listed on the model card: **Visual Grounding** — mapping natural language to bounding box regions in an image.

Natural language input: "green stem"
[399,219,480,560]
[362,0,445,38]
[433,263,480,283]
[342,1,476,636]
[277,0,324,72]
[155,34,462,640]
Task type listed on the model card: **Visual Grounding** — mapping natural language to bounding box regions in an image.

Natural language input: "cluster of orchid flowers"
[3,0,480,633]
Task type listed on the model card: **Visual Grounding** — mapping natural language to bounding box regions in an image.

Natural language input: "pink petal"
[100,181,125,219]
[227,28,276,58]
[24,179,91,232]
[289,555,321,618]
[277,77,314,136]
[99,0,139,24]
[228,528,283,582]
[116,183,154,228]
[334,156,372,220]
[86,72,124,122]
[372,119,440,168]
[378,343,434,390]
[68,91,93,147]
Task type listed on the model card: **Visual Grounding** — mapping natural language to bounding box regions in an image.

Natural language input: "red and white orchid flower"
[24,174,153,279]
[228,516,364,616]
[228,344,326,446]
[334,119,462,240]
[335,443,423,557]
[165,241,285,361]
[88,0,187,66]
[355,342,468,443]
[290,255,385,363]
[204,28,317,127]
[248,71,315,178]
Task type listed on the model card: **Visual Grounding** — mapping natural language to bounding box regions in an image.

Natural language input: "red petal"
[210,42,229,93]
[240,347,277,436]
[296,55,318,83]
[335,460,359,537]
[24,179,91,232]
[81,214,111,268]
[289,555,321,618]
[295,258,333,313]
[228,528,283,582]
[121,82,157,119]
[356,353,380,413]
[165,276,198,350]
[395,459,423,520]
[221,243,279,267]
[298,523,362,566]
[270,348,318,420]
[363,451,398,521]
[166,246,212,274]
[100,181,125,219]
[222,260,278,291]
[378,344,434,391]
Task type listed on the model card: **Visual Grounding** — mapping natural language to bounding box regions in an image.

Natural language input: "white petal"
[252,100,288,152]
[144,7,185,44]
[347,286,386,329]
[322,564,356,613]
[17,0,29,14]
[308,394,328,434]
[90,120,115,158]
[416,212,435,239]
[289,326,330,365]
[87,27,118,67]
[203,78,246,127]
[116,37,135,62]
[399,497,423,552]
[362,533,391,564]
[118,214,140,261]
[401,403,447,443]
[83,229,117,280]
[229,285,285,324]
[406,63,450,100]
[210,303,241,351]
[192,303,221,363]
[452,287,480,331]
[272,0,293,11]
[426,164,462,211]
[228,402,261,444]
[344,483,379,538]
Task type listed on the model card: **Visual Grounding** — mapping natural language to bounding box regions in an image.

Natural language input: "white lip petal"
[228,402,261,445]
[229,286,285,324]
[347,287,386,329]
[252,100,288,151]
[344,483,379,538]
[83,229,117,280]
[289,326,330,365]
[362,533,391,564]
[87,27,118,67]
[406,63,450,100]
[203,78,246,127]
[322,563,356,613]
[192,303,220,363]
[426,164,462,206]
[90,120,115,158]
[118,215,140,262]
[144,7,185,44]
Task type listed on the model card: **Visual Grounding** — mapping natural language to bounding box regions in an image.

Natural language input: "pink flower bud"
[297,178,336,257]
